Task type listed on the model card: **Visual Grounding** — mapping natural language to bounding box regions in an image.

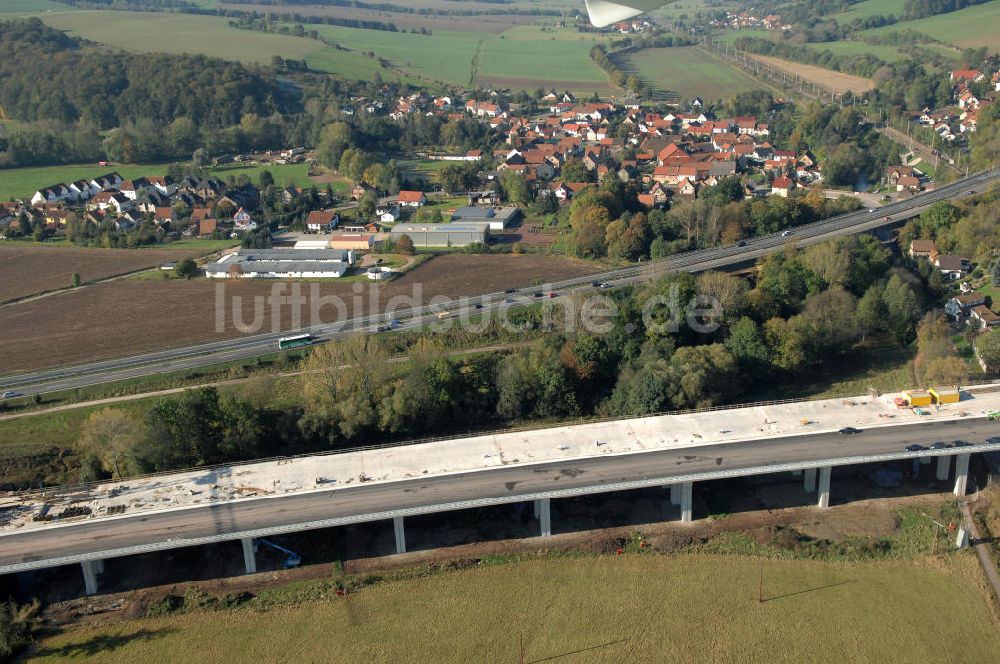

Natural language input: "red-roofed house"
[771,176,795,197]
[397,191,426,207]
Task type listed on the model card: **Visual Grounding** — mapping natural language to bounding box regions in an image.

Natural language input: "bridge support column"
[393,516,407,554]
[242,537,257,575]
[791,469,802,476]
[803,468,817,493]
[680,482,693,523]
[936,455,951,482]
[953,453,970,497]
[919,456,931,465]
[817,466,832,509]
[669,484,681,506]
[536,498,551,537]
[81,560,101,596]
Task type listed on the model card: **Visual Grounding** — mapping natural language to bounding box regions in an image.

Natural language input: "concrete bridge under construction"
[3,385,1000,595]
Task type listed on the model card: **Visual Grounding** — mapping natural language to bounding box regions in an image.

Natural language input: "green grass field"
[861,1,1000,51]
[309,24,485,85]
[40,11,324,65]
[623,46,769,101]
[0,162,331,201]
[832,0,909,22]
[24,554,1000,663]
[477,36,611,87]
[0,0,70,16]
[806,40,910,62]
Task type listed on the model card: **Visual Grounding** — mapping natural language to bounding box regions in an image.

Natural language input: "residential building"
[397,191,427,207]
[306,210,340,233]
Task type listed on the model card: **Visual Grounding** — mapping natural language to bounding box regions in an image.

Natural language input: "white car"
[2,390,23,399]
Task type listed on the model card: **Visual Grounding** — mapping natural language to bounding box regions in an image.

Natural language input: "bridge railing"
[12,378,1000,504]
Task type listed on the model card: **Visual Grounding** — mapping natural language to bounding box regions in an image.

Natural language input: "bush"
[176,259,198,279]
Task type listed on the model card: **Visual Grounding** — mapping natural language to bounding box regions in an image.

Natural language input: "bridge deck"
[3,386,999,538]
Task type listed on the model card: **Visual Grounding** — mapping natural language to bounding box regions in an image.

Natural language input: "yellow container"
[905,390,933,407]
[928,387,960,404]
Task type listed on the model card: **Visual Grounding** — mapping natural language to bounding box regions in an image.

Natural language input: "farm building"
[390,223,489,247]
[450,206,522,230]
[329,234,375,251]
[205,248,354,279]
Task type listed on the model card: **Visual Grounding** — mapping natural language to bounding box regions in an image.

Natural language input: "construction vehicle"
[256,539,301,569]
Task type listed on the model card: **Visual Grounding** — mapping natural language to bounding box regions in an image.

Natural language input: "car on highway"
[838,426,861,435]
[474,303,484,309]
[504,288,516,294]
[967,190,975,194]
[591,280,602,287]
[868,208,875,213]
[905,444,928,452]
[533,292,544,298]
[2,390,22,399]
[736,240,747,247]
[781,230,791,237]
[374,324,392,332]
[952,440,972,447]
[930,442,950,450]
[548,292,557,298]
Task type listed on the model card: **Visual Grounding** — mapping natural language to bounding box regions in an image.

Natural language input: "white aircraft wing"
[584,0,669,28]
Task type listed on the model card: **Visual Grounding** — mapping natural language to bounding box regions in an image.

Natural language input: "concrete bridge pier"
[669,484,681,506]
[803,468,817,493]
[817,466,832,508]
[81,559,103,596]
[936,455,951,482]
[535,498,551,537]
[953,453,970,497]
[680,482,693,523]
[242,537,256,575]
[393,516,407,554]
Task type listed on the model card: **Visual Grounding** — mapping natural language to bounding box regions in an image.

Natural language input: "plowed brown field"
[0,254,600,373]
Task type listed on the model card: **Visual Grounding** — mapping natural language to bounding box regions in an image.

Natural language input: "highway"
[3,166,999,396]
[2,417,998,573]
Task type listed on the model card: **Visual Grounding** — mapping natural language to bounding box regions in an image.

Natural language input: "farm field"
[860,1,1000,51]
[832,0,909,22]
[0,254,600,374]
[308,24,486,85]
[805,40,911,62]
[477,35,612,92]
[215,2,542,33]
[622,46,770,101]
[40,11,323,66]
[0,162,332,202]
[0,245,220,304]
[747,54,876,95]
[0,0,70,16]
[24,555,1000,663]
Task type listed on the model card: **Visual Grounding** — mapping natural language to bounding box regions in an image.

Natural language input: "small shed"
[928,387,960,404]
[904,390,933,407]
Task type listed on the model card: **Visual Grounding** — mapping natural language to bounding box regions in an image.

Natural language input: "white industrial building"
[205,248,354,279]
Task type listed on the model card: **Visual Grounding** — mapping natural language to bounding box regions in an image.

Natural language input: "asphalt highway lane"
[3,417,998,571]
